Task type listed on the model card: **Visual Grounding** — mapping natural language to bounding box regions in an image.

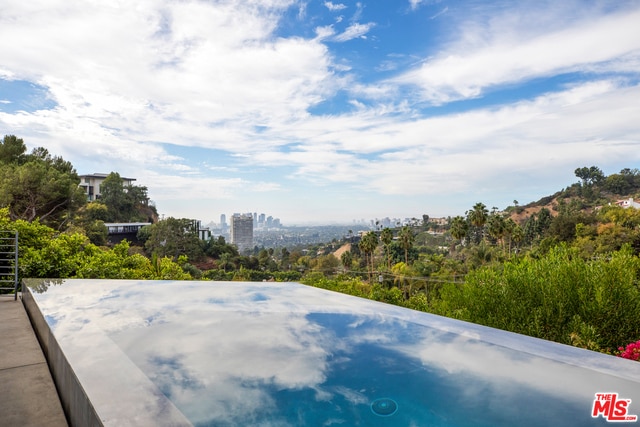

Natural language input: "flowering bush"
[617,340,640,361]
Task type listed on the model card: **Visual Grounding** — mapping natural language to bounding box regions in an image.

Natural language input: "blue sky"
[1,0,640,225]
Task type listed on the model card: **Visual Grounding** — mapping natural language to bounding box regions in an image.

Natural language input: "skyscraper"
[230,213,253,252]
[220,214,227,233]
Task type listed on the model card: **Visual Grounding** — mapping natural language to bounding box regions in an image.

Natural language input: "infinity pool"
[23,279,640,426]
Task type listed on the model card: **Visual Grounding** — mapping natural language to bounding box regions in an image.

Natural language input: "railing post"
[14,231,18,300]
[0,230,19,300]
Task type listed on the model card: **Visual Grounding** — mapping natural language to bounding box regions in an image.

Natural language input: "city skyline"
[2,1,640,225]
[211,211,423,228]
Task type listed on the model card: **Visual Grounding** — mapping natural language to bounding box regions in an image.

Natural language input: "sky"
[1,0,640,225]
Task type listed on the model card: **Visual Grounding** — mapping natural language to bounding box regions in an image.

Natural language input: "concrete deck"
[0,295,68,427]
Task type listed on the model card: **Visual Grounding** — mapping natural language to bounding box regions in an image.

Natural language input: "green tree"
[619,168,640,189]
[0,207,193,280]
[398,226,415,265]
[549,206,596,243]
[280,247,290,269]
[536,208,553,236]
[506,219,523,255]
[523,208,553,246]
[340,250,353,271]
[218,252,234,272]
[598,205,640,228]
[449,215,468,251]
[0,135,27,164]
[73,202,110,245]
[391,261,419,298]
[0,145,86,228]
[314,254,340,275]
[422,214,430,230]
[100,172,133,222]
[575,165,605,187]
[467,202,488,243]
[359,231,378,282]
[99,172,153,222]
[487,210,507,248]
[604,173,631,195]
[20,230,88,278]
[380,227,394,269]
[258,248,270,266]
[75,241,191,280]
[144,217,204,262]
[433,245,640,352]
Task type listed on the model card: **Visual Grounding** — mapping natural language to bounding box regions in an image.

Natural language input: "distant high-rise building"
[230,213,253,252]
[220,214,226,226]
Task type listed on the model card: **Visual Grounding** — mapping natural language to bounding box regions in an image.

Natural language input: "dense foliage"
[432,245,640,352]
[0,135,86,229]
[98,172,156,223]
[0,209,190,280]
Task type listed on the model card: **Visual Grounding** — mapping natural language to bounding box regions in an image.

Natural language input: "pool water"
[23,279,640,426]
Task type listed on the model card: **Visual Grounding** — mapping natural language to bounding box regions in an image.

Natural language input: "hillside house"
[79,173,137,201]
[615,197,640,209]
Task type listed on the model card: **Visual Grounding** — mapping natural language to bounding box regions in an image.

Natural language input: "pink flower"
[617,340,640,361]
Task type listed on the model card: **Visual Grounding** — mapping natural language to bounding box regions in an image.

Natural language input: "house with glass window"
[78,173,136,201]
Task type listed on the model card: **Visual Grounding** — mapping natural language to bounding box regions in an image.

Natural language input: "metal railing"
[0,231,19,300]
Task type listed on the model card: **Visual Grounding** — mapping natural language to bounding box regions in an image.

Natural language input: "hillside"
[508,167,640,223]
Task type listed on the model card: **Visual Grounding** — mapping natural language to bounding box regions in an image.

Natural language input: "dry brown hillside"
[510,200,559,224]
[332,243,351,259]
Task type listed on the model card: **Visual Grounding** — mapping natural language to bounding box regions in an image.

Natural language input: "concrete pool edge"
[23,284,103,427]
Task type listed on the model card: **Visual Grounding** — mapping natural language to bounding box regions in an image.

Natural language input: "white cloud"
[394,4,640,104]
[314,25,336,40]
[0,0,336,158]
[252,80,640,198]
[324,1,347,12]
[333,22,375,42]
[1,1,640,223]
[409,0,435,11]
[430,6,448,20]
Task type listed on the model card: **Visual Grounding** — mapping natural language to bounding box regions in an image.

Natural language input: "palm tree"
[391,262,417,299]
[358,231,378,282]
[487,211,506,249]
[450,216,468,252]
[508,221,524,256]
[380,227,393,270]
[340,250,353,272]
[219,252,233,273]
[398,226,415,265]
[467,202,489,244]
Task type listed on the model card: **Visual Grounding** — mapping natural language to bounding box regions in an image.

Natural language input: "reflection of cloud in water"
[390,328,640,414]
[332,386,368,405]
[26,279,640,426]
[111,311,333,425]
